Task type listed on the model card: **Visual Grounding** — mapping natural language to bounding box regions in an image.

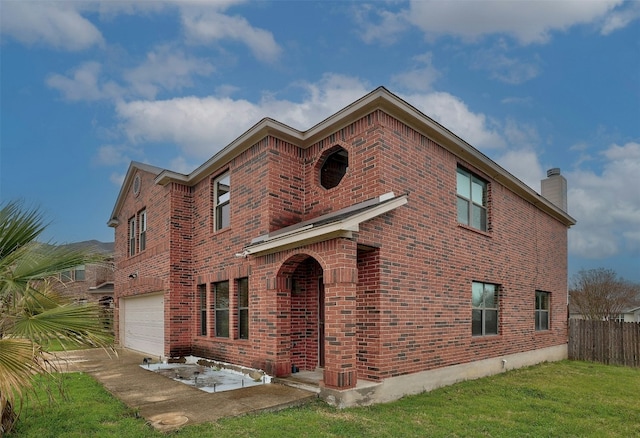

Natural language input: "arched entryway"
[273,242,359,389]
[278,255,324,372]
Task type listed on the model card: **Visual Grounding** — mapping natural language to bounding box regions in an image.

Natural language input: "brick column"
[263,274,292,377]
[322,266,358,389]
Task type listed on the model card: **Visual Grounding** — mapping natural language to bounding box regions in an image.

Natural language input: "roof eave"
[243,193,408,256]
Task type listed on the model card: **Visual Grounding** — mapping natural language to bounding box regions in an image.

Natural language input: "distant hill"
[59,240,114,254]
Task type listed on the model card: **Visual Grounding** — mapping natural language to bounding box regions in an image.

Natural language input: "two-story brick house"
[52,241,114,304]
[108,87,575,406]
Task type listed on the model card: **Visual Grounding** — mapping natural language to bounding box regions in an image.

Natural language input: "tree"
[0,201,113,434]
[569,268,640,321]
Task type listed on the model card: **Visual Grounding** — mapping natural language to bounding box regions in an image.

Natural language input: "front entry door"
[318,277,325,368]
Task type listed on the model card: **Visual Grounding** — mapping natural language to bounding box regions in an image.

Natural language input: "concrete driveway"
[55,348,316,431]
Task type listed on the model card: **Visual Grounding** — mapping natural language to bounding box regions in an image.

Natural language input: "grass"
[11,361,640,437]
[41,335,114,352]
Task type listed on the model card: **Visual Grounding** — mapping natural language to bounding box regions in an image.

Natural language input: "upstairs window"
[457,167,488,231]
[74,265,86,281]
[128,216,136,256]
[535,291,550,330]
[214,172,230,231]
[472,281,499,336]
[60,265,85,282]
[320,146,348,189]
[128,209,147,256]
[139,209,147,251]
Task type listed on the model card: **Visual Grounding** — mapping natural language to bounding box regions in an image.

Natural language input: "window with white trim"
[472,281,499,336]
[60,265,86,282]
[535,290,550,331]
[214,172,230,231]
[457,167,488,231]
[138,209,147,251]
[74,265,86,281]
[128,216,136,256]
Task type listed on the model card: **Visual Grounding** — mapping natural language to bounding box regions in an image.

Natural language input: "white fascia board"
[244,194,407,256]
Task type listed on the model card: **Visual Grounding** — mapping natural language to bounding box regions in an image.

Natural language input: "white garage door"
[121,293,164,357]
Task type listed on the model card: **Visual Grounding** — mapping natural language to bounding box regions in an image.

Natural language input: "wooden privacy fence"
[568,319,640,367]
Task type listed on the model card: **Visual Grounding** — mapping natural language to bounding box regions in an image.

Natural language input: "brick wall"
[112,168,172,351]
[113,105,569,384]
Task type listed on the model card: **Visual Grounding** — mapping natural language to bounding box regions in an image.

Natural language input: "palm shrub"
[0,201,113,434]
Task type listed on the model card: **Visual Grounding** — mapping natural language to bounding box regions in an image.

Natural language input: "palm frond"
[0,200,115,433]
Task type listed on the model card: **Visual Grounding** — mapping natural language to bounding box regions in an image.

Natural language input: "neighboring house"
[51,240,115,310]
[569,304,640,323]
[108,87,575,406]
[615,306,640,323]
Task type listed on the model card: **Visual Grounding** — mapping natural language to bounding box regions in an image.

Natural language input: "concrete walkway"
[56,348,316,431]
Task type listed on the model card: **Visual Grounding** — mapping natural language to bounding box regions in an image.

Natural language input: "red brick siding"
[114,107,569,386]
[112,168,172,354]
[345,111,569,380]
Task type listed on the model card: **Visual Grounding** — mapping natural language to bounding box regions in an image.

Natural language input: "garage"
[121,293,164,357]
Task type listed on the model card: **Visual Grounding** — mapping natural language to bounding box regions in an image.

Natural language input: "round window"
[132,174,141,197]
[319,147,348,189]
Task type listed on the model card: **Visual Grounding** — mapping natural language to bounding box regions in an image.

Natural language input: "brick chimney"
[541,168,567,211]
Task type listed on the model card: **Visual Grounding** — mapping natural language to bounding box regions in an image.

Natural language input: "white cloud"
[600,1,640,34]
[47,46,214,102]
[180,8,282,62]
[495,149,544,191]
[471,46,541,84]
[355,4,410,45]
[115,95,262,158]
[406,0,624,44]
[568,142,640,259]
[356,0,627,45]
[95,144,131,167]
[479,118,545,190]
[109,172,126,186]
[0,1,104,51]
[114,74,370,158]
[404,91,506,150]
[168,156,197,175]
[46,62,123,101]
[2,1,280,64]
[112,73,513,173]
[123,46,215,99]
[391,52,441,92]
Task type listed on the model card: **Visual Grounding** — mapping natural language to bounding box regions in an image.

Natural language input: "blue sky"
[1,0,639,282]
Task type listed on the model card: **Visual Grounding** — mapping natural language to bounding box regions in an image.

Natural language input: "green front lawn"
[12,361,640,437]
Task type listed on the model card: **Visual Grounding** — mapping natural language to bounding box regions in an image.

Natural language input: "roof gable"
[107,161,164,227]
[108,87,576,228]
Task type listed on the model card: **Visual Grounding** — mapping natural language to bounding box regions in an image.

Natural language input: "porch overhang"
[240,192,408,257]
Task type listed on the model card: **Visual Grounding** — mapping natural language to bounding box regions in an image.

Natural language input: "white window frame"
[74,265,86,281]
[214,172,230,231]
[128,216,137,256]
[138,209,147,252]
[535,290,550,331]
[472,281,499,336]
[457,167,488,231]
